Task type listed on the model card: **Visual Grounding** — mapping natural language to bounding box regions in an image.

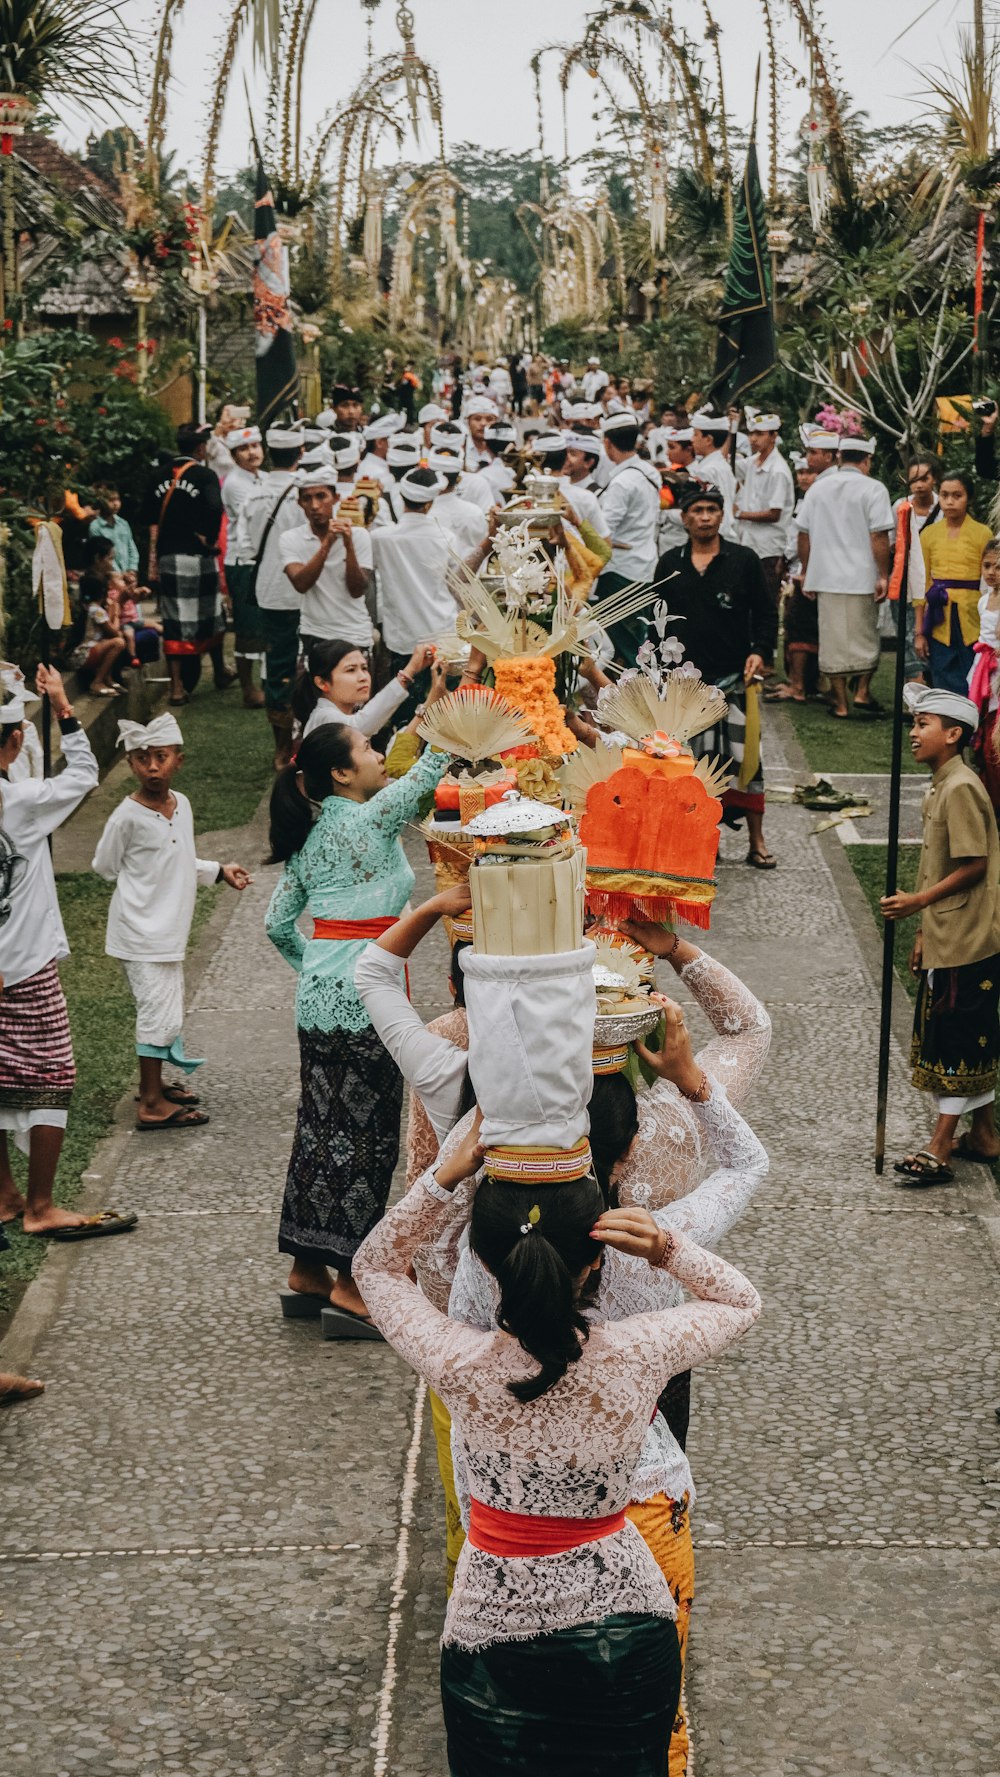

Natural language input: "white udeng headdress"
[903,685,978,729]
[117,714,184,752]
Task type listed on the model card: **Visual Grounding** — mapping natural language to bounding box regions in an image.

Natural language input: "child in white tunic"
[92,714,251,1130]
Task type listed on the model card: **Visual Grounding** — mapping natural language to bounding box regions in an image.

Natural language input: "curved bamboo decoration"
[782,0,852,202]
[697,0,731,233]
[758,0,781,206]
[202,0,254,223]
[147,0,189,188]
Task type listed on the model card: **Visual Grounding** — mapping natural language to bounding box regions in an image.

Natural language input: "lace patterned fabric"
[353,1154,761,1652]
[264,749,448,1033]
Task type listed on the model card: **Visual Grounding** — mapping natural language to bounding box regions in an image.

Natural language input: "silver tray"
[594,1004,662,1046]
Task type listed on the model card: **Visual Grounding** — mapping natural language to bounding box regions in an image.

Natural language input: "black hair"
[0,691,23,738]
[940,469,975,503]
[290,637,367,727]
[540,448,567,473]
[327,433,351,454]
[450,939,470,1008]
[906,455,941,486]
[470,1175,603,1403]
[954,721,976,750]
[267,723,356,863]
[83,533,114,569]
[270,446,302,470]
[588,1071,640,1205]
[606,424,640,453]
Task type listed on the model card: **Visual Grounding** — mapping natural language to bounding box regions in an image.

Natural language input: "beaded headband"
[483,1136,592,1185]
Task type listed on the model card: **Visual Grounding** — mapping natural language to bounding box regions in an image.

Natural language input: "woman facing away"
[356,895,770,1777]
[292,636,447,741]
[264,722,449,1333]
[916,471,993,695]
[353,1096,762,1777]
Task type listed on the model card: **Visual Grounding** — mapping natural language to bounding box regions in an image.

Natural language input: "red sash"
[312,917,398,941]
[467,1498,627,1558]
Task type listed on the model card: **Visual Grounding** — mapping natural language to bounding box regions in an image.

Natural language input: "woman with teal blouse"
[266,722,448,1331]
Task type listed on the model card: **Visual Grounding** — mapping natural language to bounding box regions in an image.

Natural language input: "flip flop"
[46,1211,139,1241]
[0,1377,45,1407]
[279,1288,331,1321]
[952,1135,1000,1166]
[320,1304,385,1342]
[852,703,885,721]
[746,849,777,870]
[135,1107,210,1131]
[134,1085,201,1107]
[893,1151,954,1185]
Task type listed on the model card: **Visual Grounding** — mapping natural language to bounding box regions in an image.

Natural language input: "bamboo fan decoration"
[415,688,536,765]
[597,672,727,747]
[559,739,625,811]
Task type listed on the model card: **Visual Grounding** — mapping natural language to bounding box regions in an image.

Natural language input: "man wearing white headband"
[0,667,136,1241]
[581,355,609,403]
[480,423,517,501]
[597,408,661,666]
[429,422,496,517]
[460,395,497,473]
[370,467,462,722]
[735,413,795,619]
[220,425,267,709]
[427,448,489,552]
[236,428,305,768]
[529,433,612,560]
[94,715,250,1132]
[882,685,1000,1183]
[359,411,403,491]
[796,431,894,719]
[690,412,737,538]
[279,465,375,655]
[563,403,611,487]
[419,402,449,447]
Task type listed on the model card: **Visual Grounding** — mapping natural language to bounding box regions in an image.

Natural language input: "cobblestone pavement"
[2,716,999,1776]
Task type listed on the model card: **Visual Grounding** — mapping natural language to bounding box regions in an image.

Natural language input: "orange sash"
[467,1498,627,1558]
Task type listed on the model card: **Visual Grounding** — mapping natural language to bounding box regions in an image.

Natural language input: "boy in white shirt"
[93,714,251,1130]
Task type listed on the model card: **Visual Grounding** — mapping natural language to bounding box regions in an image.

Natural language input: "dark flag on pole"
[253,159,298,431]
[706,141,776,407]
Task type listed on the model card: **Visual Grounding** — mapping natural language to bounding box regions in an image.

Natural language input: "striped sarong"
[159,553,224,656]
[0,959,75,1109]
[689,686,765,814]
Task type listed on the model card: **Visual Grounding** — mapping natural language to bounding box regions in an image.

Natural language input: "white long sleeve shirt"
[600,455,661,581]
[302,676,409,740]
[93,791,219,963]
[434,490,488,553]
[0,725,99,986]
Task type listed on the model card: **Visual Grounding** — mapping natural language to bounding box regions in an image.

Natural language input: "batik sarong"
[910,954,1000,1100]
[627,1492,695,1777]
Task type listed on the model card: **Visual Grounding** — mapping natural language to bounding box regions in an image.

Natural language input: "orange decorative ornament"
[493,655,577,755]
[579,765,723,929]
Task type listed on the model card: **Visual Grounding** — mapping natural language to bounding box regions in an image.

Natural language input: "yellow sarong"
[627,1490,695,1777]
[429,1389,465,1594]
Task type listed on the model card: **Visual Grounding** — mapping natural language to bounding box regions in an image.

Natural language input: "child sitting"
[92,713,252,1129]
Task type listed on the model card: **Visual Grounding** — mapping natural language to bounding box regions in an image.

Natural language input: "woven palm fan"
[558,739,625,811]
[597,673,727,747]
[415,688,536,764]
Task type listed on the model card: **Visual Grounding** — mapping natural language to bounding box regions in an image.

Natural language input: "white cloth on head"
[0,693,26,724]
[459,942,596,1151]
[0,727,98,987]
[745,412,781,432]
[798,466,895,595]
[902,684,979,729]
[278,520,374,645]
[93,791,219,963]
[398,469,446,503]
[371,513,459,653]
[117,713,184,753]
[297,464,340,489]
[838,436,877,456]
[228,425,261,449]
[462,395,498,418]
[365,412,405,441]
[419,403,448,425]
[266,426,302,450]
[800,424,840,451]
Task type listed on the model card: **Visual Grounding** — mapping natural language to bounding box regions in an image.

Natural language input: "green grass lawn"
[844,844,921,1000]
[782,653,921,777]
[0,694,272,1329]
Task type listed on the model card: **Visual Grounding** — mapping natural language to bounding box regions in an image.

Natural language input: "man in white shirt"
[279,466,374,654]
[651,427,695,553]
[530,432,612,560]
[429,422,497,516]
[690,411,737,537]
[371,467,462,722]
[797,435,894,719]
[383,434,425,522]
[562,401,612,488]
[735,413,796,616]
[460,395,497,472]
[359,411,403,490]
[597,409,662,665]
[582,356,609,402]
[480,422,517,501]
[428,447,489,551]
[488,361,512,412]
[0,665,136,1242]
[419,402,448,449]
[238,427,305,766]
[220,424,266,707]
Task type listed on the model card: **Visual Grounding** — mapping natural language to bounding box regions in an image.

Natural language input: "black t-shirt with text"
[142,456,223,557]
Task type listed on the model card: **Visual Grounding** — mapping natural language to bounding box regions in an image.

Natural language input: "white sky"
[63,0,962,184]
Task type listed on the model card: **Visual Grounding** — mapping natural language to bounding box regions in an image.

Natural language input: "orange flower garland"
[493,655,578,755]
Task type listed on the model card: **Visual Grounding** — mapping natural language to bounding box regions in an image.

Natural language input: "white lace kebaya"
[353,1129,761,1654]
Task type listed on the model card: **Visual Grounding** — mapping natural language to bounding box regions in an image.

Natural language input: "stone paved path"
[1,716,999,1776]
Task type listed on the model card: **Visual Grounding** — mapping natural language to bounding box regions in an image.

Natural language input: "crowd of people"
[4,348,1000,1768]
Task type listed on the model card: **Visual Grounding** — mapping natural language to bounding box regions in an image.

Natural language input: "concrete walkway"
[1,715,998,1776]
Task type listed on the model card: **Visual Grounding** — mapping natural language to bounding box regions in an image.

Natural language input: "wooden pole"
[875,505,911,1172]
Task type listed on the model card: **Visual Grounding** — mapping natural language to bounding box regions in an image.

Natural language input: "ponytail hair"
[588,1072,640,1207]
[470,1176,604,1403]
[290,637,366,728]
[267,722,355,863]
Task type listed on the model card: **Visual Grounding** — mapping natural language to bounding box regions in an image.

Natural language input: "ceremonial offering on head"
[495,470,565,535]
[561,664,729,930]
[591,936,661,1076]
[463,792,586,957]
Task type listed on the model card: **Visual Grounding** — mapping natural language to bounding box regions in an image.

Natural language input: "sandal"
[135,1107,210,1131]
[746,848,777,870]
[134,1084,201,1108]
[0,1376,45,1407]
[952,1135,1000,1165]
[320,1303,385,1342]
[893,1151,954,1185]
[827,708,849,720]
[852,701,885,721]
[45,1211,139,1241]
[169,694,189,706]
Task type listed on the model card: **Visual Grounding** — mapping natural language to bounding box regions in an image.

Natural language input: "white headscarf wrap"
[117,714,185,753]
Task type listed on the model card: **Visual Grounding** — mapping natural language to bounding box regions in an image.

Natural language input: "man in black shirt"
[658,485,779,869]
[143,423,233,705]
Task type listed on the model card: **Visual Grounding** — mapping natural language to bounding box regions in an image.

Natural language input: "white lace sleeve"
[654,1079,768,1249]
[353,1165,492,1387]
[609,1227,761,1390]
[450,1244,501,1330]
[681,951,771,1110]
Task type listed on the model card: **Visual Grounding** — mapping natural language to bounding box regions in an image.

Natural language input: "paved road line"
[372,1376,428,1777]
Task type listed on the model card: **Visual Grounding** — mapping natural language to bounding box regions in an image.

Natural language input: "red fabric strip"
[467,1497,627,1558]
[312,917,399,941]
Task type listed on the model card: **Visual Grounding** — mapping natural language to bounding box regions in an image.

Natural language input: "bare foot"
[287,1259,335,1301]
[0,1183,26,1224]
[22,1206,94,1236]
[330,1276,371,1319]
[0,1372,44,1406]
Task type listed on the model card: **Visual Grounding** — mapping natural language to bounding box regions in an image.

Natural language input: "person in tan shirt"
[882,687,1000,1183]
